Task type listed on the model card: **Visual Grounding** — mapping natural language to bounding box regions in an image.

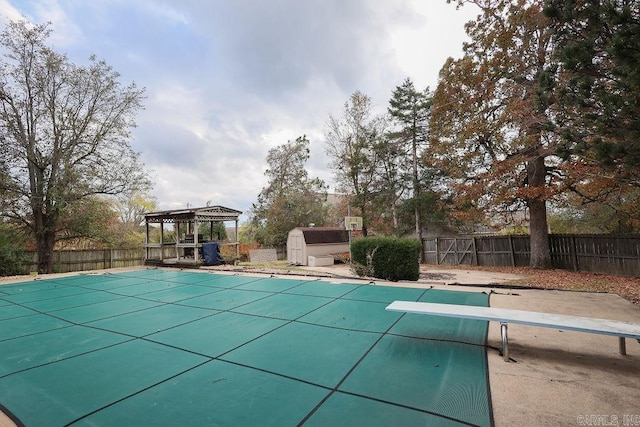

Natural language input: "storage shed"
[287,227,349,266]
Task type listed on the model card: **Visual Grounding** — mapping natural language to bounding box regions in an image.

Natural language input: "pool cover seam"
[144,276,363,333]
[121,274,326,309]
[63,358,215,427]
[8,271,265,303]
[68,283,377,422]
[0,287,108,305]
[383,331,490,348]
[328,389,485,427]
[294,287,484,426]
[0,294,131,321]
[0,336,139,380]
[61,296,351,427]
[297,286,489,426]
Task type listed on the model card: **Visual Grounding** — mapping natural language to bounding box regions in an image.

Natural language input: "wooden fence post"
[571,235,579,272]
[509,236,516,267]
[472,237,479,266]
[454,237,459,265]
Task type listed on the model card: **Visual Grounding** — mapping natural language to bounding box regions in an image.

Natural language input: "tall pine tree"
[388,78,432,245]
[545,0,640,184]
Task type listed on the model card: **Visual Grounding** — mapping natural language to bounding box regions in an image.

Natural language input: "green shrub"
[0,225,27,276]
[351,237,421,281]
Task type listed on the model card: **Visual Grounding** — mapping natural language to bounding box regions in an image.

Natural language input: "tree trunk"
[412,131,425,261]
[36,227,56,274]
[529,198,551,269]
[33,200,58,273]
[527,156,551,269]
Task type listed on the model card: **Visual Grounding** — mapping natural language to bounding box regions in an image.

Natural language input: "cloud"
[0,0,23,23]
[3,0,477,221]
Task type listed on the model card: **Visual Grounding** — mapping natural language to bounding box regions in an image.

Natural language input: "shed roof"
[145,205,242,223]
[296,227,349,244]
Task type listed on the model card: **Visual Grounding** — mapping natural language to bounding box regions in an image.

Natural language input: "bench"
[385,301,640,362]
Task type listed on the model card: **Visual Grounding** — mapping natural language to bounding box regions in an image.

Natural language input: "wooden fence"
[21,247,175,274]
[19,245,284,275]
[18,235,640,277]
[423,234,640,277]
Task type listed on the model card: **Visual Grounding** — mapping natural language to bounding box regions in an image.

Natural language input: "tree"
[368,132,404,236]
[114,188,157,227]
[251,136,329,248]
[0,222,27,276]
[550,182,640,233]
[198,221,228,242]
[325,91,387,236]
[388,78,433,250]
[544,0,640,185]
[0,21,148,273]
[56,196,119,248]
[432,0,559,268]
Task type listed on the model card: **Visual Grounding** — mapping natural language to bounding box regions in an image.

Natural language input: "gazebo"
[144,205,242,266]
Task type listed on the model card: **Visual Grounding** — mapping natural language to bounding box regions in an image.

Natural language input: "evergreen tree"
[545,0,640,184]
[388,78,432,246]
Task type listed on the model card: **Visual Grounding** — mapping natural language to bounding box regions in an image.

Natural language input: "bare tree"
[0,21,148,273]
[325,91,387,236]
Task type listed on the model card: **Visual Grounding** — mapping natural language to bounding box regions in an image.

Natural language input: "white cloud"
[4,0,478,220]
[0,0,23,23]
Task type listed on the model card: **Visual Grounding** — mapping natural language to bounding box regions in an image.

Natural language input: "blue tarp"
[202,242,224,266]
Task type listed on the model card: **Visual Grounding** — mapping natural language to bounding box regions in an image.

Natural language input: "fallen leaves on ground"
[429,264,640,307]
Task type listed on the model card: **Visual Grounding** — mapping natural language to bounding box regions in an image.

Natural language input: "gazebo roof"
[145,205,242,224]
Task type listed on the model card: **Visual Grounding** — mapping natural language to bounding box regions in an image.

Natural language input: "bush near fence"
[423,234,640,277]
[352,237,421,281]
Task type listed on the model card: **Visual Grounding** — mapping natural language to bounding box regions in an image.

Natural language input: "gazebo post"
[145,222,150,260]
[235,219,239,257]
[175,221,180,260]
[160,221,164,262]
[193,220,200,263]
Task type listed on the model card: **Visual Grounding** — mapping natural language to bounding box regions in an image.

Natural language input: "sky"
[1,0,479,222]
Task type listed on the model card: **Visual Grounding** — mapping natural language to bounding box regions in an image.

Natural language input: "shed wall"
[306,243,349,260]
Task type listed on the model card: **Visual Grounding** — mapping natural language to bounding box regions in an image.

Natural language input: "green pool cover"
[0,270,493,426]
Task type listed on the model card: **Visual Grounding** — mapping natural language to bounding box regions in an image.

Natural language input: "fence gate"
[424,237,476,266]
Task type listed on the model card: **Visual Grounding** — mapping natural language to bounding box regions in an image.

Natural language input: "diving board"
[386,301,640,362]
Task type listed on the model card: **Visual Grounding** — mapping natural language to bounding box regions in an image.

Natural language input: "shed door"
[291,234,304,265]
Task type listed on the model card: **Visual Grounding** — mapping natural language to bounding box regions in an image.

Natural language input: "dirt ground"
[422,263,640,307]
